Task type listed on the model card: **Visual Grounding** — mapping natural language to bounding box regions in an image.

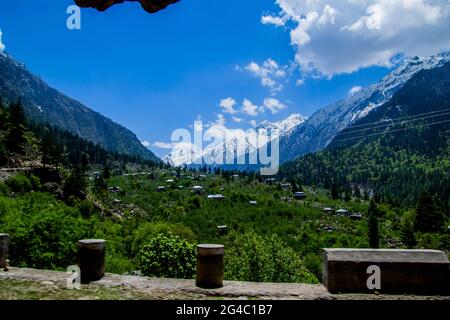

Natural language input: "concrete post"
[217,225,228,235]
[78,239,105,283]
[0,234,10,268]
[196,244,224,289]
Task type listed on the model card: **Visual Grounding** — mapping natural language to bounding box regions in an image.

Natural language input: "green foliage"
[63,168,87,200]
[367,200,380,248]
[5,101,27,154]
[414,191,445,233]
[0,193,91,270]
[225,231,318,284]
[132,222,196,256]
[137,233,196,279]
[5,174,32,193]
[400,211,417,248]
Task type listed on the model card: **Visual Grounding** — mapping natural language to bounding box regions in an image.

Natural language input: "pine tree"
[102,165,111,179]
[0,97,7,132]
[331,184,339,200]
[414,192,445,233]
[40,128,62,168]
[94,175,108,193]
[64,167,87,200]
[367,200,380,248]
[5,100,27,154]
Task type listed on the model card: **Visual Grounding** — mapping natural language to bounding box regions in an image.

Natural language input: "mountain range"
[164,51,450,170]
[279,61,450,206]
[279,51,450,163]
[0,51,159,162]
[163,113,307,166]
[1,49,449,169]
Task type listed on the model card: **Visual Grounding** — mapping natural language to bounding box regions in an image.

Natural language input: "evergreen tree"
[0,97,7,132]
[102,165,111,179]
[367,200,380,248]
[94,175,108,193]
[414,192,445,233]
[331,184,339,200]
[63,167,87,200]
[5,100,27,154]
[40,128,62,168]
[400,213,417,248]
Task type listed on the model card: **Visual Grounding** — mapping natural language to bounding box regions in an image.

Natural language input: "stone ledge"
[1,267,449,300]
[323,249,450,294]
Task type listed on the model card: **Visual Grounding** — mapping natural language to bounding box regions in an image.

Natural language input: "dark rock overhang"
[74,0,180,14]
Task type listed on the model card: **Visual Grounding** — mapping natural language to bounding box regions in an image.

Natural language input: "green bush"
[5,174,32,193]
[0,193,91,270]
[105,254,136,275]
[225,231,318,283]
[137,233,196,279]
[132,222,196,256]
[0,182,9,196]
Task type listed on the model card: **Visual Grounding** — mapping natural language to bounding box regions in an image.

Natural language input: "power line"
[341,108,450,131]
[333,119,450,143]
[335,111,450,136]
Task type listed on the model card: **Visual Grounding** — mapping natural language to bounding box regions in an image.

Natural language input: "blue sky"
[1,0,449,157]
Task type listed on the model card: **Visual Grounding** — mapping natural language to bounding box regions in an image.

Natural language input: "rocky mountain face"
[0,52,159,161]
[74,0,180,13]
[279,52,450,162]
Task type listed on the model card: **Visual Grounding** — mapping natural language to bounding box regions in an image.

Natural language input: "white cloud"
[248,120,257,127]
[141,140,151,148]
[220,98,238,114]
[264,0,450,77]
[152,141,175,149]
[260,98,287,114]
[349,86,363,96]
[244,58,287,93]
[0,29,5,52]
[232,116,243,123]
[242,98,259,116]
[261,14,288,26]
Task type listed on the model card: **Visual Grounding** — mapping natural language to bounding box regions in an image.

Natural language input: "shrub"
[137,233,196,279]
[5,174,32,193]
[132,222,196,256]
[1,193,91,270]
[0,182,10,196]
[225,231,318,284]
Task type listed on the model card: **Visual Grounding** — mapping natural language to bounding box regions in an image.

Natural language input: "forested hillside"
[0,52,159,161]
[278,63,450,209]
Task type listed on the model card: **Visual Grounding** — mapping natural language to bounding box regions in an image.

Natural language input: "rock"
[74,0,180,13]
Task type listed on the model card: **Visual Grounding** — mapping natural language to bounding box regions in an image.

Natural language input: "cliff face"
[74,0,180,13]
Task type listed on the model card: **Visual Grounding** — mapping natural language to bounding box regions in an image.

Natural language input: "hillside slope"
[279,52,450,163]
[279,63,450,207]
[0,52,158,161]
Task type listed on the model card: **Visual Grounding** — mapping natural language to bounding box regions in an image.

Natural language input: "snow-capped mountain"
[163,113,307,166]
[256,114,308,136]
[279,51,450,162]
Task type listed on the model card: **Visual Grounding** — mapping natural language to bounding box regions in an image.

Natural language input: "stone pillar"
[217,225,228,235]
[196,244,224,289]
[78,239,105,283]
[0,234,10,268]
